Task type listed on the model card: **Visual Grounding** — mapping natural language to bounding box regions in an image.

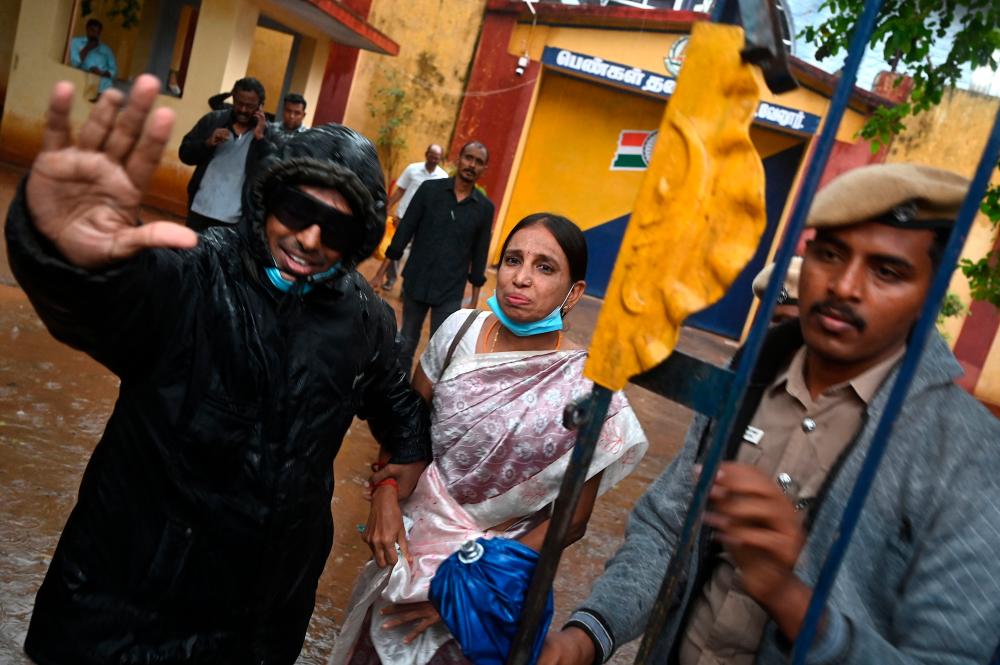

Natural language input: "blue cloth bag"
[429,537,554,665]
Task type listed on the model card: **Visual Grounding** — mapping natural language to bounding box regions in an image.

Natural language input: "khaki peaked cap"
[807,163,969,230]
[752,256,802,302]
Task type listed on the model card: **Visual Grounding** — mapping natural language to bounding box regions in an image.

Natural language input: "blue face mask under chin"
[486,289,573,337]
[264,263,341,294]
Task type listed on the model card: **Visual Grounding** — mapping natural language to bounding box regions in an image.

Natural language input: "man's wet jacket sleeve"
[179,112,219,166]
[4,178,187,380]
[356,296,431,464]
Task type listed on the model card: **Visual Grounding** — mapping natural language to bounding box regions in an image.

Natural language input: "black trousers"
[398,290,463,378]
[383,260,398,285]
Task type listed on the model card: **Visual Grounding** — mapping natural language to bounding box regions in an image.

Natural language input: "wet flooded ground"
[0,163,736,663]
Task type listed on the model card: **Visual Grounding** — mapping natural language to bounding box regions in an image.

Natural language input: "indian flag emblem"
[664,36,688,77]
[610,130,658,171]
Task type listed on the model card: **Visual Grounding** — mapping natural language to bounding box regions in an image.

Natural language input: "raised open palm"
[26,75,198,269]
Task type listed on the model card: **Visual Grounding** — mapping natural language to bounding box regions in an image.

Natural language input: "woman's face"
[497,224,584,323]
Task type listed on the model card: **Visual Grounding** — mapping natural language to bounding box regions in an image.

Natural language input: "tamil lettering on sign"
[542,46,821,135]
[755,102,812,132]
[552,49,648,91]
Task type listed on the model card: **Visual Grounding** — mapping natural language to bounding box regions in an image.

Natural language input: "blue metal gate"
[499,0,1000,663]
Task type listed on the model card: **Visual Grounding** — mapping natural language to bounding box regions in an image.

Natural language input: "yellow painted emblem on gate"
[584,22,767,390]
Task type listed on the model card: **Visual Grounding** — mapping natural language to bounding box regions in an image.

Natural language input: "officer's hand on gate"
[363,484,410,568]
[537,628,596,665]
[26,76,198,270]
[702,462,806,608]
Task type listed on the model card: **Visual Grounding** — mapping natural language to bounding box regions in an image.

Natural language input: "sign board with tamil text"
[541,46,821,136]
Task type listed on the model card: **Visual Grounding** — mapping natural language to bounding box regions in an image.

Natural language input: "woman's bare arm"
[513,471,603,552]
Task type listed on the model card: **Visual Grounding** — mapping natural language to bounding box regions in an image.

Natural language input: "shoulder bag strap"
[439,309,482,381]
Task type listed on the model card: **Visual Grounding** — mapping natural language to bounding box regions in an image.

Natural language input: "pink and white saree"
[330,349,647,665]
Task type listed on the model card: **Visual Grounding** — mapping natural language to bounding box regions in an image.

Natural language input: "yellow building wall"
[497,70,806,261]
[509,23,869,144]
[287,36,329,129]
[1,0,79,164]
[219,5,261,101]
[246,26,295,116]
[341,0,488,179]
[493,21,875,269]
[0,0,23,107]
[886,88,1000,403]
[503,71,664,243]
[240,1,335,128]
[0,0,332,215]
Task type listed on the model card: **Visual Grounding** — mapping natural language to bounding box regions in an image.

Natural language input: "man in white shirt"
[373,144,447,289]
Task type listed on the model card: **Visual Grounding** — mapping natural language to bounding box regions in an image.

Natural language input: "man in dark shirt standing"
[180,78,270,231]
[379,141,494,376]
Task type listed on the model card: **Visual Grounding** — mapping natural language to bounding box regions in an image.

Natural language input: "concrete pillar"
[287,35,329,128]
[183,0,259,103]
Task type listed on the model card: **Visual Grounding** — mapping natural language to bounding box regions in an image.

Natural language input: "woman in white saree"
[331,214,648,665]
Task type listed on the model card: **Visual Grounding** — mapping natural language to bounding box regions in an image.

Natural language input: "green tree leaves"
[804,1,1000,313]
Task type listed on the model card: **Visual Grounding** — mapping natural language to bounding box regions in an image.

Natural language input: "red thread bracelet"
[373,477,398,492]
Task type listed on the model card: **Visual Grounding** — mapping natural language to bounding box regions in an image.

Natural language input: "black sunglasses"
[269,185,363,254]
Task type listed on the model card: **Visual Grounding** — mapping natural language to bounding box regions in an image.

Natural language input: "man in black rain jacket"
[4,75,431,665]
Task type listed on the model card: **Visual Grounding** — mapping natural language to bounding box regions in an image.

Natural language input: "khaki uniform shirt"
[678,345,904,665]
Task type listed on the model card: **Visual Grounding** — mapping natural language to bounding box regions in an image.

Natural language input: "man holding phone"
[180,77,272,231]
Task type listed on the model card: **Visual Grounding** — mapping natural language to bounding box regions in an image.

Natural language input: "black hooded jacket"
[5,126,430,665]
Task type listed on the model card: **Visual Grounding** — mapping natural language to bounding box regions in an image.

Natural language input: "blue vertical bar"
[505,387,614,665]
[710,0,729,23]
[633,2,885,661]
[791,104,1000,663]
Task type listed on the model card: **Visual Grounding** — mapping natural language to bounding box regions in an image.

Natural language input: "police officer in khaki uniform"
[541,164,1000,665]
